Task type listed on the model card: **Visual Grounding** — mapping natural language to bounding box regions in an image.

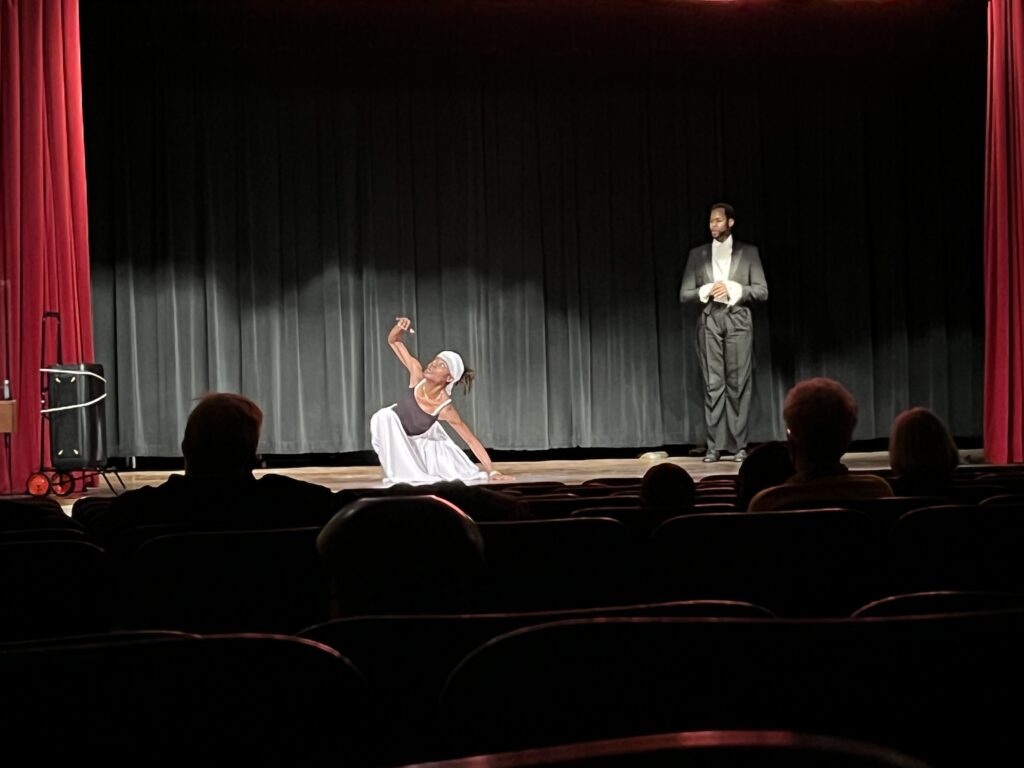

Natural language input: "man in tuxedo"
[679,202,768,462]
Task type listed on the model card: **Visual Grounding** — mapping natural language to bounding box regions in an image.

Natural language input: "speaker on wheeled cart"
[46,363,107,471]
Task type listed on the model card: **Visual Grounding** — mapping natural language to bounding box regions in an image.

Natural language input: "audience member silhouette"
[736,440,796,510]
[887,407,959,497]
[316,494,486,617]
[748,378,892,511]
[639,463,697,529]
[81,392,350,542]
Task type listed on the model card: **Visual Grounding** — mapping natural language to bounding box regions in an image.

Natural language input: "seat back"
[0,495,82,533]
[887,504,1024,593]
[784,496,946,533]
[119,526,327,633]
[580,477,643,487]
[570,503,736,534]
[694,491,739,505]
[852,589,1024,617]
[943,483,1008,504]
[0,633,374,760]
[513,494,641,520]
[486,481,567,496]
[69,494,116,526]
[0,539,111,640]
[975,473,1024,492]
[0,527,87,542]
[436,611,1024,765]
[477,517,639,610]
[567,483,643,497]
[298,600,775,765]
[403,730,932,768]
[699,473,740,485]
[978,493,1024,507]
[569,505,647,533]
[650,509,883,616]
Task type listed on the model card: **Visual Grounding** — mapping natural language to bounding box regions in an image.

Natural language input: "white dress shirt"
[698,235,743,306]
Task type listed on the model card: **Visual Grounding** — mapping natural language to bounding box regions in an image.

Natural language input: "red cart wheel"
[26,472,52,496]
[50,471,76,497]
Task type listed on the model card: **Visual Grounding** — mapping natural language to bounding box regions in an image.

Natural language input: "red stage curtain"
[985,0,1024,463]
[983,0,1024,462]
[0,0,94,494]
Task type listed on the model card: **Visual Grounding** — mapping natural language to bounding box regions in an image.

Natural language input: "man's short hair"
[181,392,263,476]
[710,202,735,220]
[783,377,858,464]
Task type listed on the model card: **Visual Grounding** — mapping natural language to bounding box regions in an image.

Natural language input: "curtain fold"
[985,0,1024,463]
[0,0,94,494]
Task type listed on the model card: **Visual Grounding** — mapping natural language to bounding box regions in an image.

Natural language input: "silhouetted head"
[181,392,262,477]
[783,377,859,469]
[640,463,696,512]
[316,494,486,616]
[889,407,959,477]
[736,440,796,510]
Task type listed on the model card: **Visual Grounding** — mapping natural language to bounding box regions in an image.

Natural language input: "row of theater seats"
[4,470,1024,765]
[2,600,1024,765]
[4,488,1024,639]
[13,501,1024,636]
[500,468,1024,517]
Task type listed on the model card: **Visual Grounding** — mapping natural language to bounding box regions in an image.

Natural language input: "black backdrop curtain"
[81,0,986,459]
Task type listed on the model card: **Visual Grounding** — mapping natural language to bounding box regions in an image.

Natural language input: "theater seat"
[0,632,374,761]
[436,611,1024,765]
[396,729,931,768]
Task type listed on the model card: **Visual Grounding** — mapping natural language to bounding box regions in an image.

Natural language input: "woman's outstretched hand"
[393,316,415,334]
[488,471,516,482]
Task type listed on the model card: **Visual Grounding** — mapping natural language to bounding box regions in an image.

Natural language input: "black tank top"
[393,380,451,436]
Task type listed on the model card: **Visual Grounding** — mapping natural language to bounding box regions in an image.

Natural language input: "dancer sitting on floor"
[370,316,514,485]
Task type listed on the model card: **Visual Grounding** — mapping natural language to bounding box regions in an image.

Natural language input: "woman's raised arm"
[388,317,423,386]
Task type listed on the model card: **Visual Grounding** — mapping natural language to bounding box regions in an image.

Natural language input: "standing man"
[680,202,768,462]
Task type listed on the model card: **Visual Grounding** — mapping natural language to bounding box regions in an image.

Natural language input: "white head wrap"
[437,350,465,396]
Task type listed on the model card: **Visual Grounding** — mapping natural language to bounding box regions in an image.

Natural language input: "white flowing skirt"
[370,406,488,486]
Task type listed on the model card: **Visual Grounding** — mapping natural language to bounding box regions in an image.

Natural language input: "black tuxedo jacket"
[679,240,768,313]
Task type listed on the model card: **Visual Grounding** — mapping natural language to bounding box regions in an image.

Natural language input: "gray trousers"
[696,303,753,453]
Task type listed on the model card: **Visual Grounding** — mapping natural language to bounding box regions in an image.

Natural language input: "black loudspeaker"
[47,363,107,471]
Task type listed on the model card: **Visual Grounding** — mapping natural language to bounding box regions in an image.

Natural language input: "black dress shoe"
[733,449,748,462]
[703,450,720,463]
